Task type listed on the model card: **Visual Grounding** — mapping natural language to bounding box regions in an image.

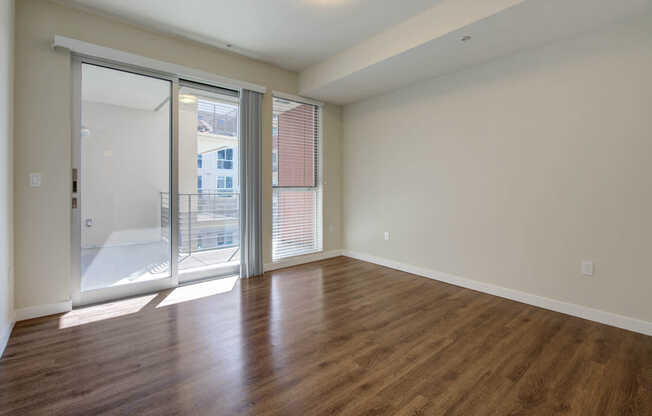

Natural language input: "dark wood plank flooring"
[1,256,651,415]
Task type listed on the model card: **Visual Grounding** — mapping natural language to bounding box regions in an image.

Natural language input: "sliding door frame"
[71,54,181,306]
[71,54,243,306]
[176,80,241,284]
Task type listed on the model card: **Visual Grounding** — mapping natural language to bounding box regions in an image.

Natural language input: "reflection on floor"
[59,276,239,329]
[157,276,239,307]
[81,242,239,291]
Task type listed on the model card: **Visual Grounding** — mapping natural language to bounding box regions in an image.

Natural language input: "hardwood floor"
[1,256,651,415]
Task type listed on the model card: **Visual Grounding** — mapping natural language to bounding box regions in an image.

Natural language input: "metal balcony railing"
[161,192,240,256]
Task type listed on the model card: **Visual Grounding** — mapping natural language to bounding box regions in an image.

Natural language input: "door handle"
[72,168,78,193]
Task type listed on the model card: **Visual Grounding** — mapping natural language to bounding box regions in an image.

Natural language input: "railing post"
[188,194,192,256]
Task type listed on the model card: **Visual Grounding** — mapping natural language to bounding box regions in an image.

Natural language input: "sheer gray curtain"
[239,89,264,277]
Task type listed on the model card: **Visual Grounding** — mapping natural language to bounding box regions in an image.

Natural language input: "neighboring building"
[176,95,240,254]
[197,147,237,193]
[196,98,239,193]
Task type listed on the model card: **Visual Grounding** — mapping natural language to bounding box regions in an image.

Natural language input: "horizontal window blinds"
[272,97,322,261]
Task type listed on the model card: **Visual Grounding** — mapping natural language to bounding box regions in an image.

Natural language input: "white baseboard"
[264,250,344,272]
[15,301,72,322]
[0,320,15,359]
[343,250,652,337]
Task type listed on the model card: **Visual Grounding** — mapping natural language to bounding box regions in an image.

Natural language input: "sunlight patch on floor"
[59,294,158,329]
[157,276,239,307]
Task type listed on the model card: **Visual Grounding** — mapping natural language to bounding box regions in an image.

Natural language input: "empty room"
[1,0,652,414]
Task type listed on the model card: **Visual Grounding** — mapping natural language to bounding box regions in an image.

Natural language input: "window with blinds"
[272,96,322,261]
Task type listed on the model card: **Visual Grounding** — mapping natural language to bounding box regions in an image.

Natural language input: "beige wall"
[322,103,343,253]
[14,0,342,311]
[1,0,15,345]
[342,14,652,323]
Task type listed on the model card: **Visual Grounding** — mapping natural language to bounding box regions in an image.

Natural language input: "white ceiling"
[68,0,652,105]
[300,0,652,104]
[82,64,170,110]
[62,0,440,71]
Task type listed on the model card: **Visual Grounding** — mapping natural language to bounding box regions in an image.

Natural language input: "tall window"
[272,114,279,185]
[272,97,322,261]
[217,148,233,170]
[197,153,203,169]
[197,175,203,190]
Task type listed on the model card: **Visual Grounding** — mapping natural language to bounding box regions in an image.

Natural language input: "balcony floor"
[81,242,238,292]
[178,246,239,271]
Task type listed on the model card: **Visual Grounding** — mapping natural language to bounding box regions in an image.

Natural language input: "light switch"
[29,173,41,188]
[581,261,594,276]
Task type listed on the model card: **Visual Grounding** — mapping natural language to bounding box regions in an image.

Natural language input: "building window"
[197,175,203,191]
[217,175,233,190]
[197,153,203,169]
[272,97,322,261]
[217,148,233,170]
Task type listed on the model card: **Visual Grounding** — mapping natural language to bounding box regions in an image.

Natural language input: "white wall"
[0,0,15,353]
[81,101,170,247]
[342,14,652,324]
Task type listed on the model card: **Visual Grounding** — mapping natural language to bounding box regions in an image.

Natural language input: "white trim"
[343,250,652,337]
[15,301,73,322]
[52,35,267,94]
[179,261,239,284]
[264,250,343,272]
[272,90,323,107]
[0,321,14,359]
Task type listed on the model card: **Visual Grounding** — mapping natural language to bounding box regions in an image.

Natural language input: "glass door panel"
[177,84,240,283]
[78,63,173,301]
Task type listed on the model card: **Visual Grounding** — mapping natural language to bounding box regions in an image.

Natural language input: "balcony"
[80,192,239,292]
[161,192,240,274]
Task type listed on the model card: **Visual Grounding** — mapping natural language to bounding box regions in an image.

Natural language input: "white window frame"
[217,175,233,191]
[271,95,323,262]
[217,148,234,170]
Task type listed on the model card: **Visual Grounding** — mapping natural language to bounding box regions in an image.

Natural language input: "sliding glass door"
[72,58,241,306]
[72,59,176,306]
[177,82,240,283]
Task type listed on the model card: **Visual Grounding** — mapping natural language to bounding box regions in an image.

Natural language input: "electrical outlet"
[384,231,390,241]
[581,261,593,276]
[329,224,334,233]
[29,172,42,188]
